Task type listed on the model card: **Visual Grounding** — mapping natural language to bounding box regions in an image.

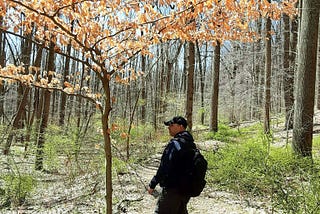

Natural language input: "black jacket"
[149,131,196,189]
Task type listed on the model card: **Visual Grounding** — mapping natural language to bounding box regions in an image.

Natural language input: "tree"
[0,17,5,123]
[196,41,206,125]
[264,7,272,134]
[186,41,195,130]
[283,13,293,130]
[35,41,55,170]
[283,1,299,130]
[59,22,73,126]
[317,17,320,110]
[210,41,220,132]
[293,0,320,157]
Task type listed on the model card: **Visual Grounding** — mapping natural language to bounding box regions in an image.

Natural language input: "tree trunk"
[264,13,272,134]
[141,54,146,123]
[100,73,113,214]
[210,41,221,132]
[252,19,263,120]
[3,87,30,155]
[59,43,71,125]
[35,41,55,170]
[196,41,206,125]
[0,17,6,123]
[283,14,294,130]
[3,29,33,154]
[317,16,320,109]
[186,41,195,130]
[59,21,74,126]
[293,0,319,157]
[182,42,188,94]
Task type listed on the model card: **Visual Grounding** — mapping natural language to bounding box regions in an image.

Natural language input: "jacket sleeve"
[149,141,178,189]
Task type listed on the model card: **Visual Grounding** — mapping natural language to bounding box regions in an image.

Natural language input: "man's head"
[164,116,187,136]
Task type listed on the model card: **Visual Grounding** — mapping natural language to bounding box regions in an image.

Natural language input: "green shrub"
[44,130,77,171]
[206,140,270,195]
[0,174,36,207]
[112,157,129,175]
[202,123,241,143]
[205,124,320,213]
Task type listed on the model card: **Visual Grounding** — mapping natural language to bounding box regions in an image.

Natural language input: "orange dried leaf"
[111,123,118,131]
[64,81,72,87]
[120,132,128,139]
[112,96,116,104]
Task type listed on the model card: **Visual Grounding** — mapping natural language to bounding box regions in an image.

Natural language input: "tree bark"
[186,41,195,130]
[264,12,272,134]
[252,19,263,120]
[196,41,206,125]
[100,73,112,214]
[0,16,6,123]
[293,0,320,157]
[283,14,294,130]
[59,42,71,126]
[35,41,55,170]
[141,54,146,123]
[210,41,221,132]
[317,17,320,109]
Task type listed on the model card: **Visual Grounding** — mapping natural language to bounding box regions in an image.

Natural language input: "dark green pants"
[155,188,190,214]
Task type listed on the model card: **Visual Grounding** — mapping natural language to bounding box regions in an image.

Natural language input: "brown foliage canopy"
[0,0,297,101]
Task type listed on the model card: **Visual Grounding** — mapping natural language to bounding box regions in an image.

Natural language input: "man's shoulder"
[172,137,196,151]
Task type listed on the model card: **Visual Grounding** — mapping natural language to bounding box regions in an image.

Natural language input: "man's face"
[168,123,184,136]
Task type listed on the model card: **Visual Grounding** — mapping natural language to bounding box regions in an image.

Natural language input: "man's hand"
[148,187,154,195]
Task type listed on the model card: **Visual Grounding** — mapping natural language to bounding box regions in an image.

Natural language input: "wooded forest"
[0,0,320,213]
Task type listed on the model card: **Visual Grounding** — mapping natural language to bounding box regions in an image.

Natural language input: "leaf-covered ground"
[4,111,320,214]
[0,140,273,214]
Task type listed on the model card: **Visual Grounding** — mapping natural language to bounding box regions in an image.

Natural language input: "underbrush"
[204,124,320,213]
[110,120,165,164]
[0,173,36,208]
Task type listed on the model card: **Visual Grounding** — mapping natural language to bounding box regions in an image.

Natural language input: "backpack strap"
[174,137,195,150]
[173,140,181,151]
[168,139,182,160]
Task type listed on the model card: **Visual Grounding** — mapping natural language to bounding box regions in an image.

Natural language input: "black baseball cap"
[164,116,188,128]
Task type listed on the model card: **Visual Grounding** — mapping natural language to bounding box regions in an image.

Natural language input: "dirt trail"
[117,146,272,214]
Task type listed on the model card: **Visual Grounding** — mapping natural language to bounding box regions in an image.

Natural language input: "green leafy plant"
[201,123,241,143]
[0,173,36,208]
[204,124,320,213]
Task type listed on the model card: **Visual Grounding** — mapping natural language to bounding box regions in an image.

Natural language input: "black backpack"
[173,139,208,197]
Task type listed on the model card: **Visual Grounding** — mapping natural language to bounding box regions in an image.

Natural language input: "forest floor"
[114,142,274,214]
[2,111,320,214]
[0,137,275,214]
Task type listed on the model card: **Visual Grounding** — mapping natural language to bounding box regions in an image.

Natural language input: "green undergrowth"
[203,123,320,214]
[0,173,36,208]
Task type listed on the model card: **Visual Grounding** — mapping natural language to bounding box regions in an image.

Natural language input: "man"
[148,116,196,214]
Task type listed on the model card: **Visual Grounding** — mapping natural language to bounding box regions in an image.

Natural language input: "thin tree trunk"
[59,44,71,126]
[210,41,221,132]
[186,41,195,130]
[100,73,112,214]
[252,19,263,120]
[3,29,33,154]
[141,54,146,123]
[0,16,6,123]
[59,28,73,126]
[182,42,188,94]
[3,87,30,155]
[283,14,294,130]
[167,41,183,93]
[196,41,206,125]
[264,12,272,134]
[35,41,55,170]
